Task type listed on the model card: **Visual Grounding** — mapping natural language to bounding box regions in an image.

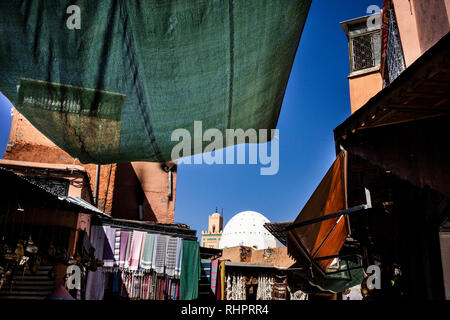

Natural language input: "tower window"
[351,31,381,72]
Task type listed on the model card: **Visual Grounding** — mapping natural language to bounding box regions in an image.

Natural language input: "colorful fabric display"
[88,225,197,300]
[256,273,272,300]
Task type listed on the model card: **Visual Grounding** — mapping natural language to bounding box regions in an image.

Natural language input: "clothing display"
[256,273,273,300]
[272,275,288,300]
[226,272,245,300]
[85,226,193,300]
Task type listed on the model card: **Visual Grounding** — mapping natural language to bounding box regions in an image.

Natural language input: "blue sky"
[0,0,382,238]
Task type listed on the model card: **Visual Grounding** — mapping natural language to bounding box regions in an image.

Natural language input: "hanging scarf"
[199,259,212,297]
[210,260,218,294]
[140,233,155,271]
[85,225,106,300]
[124,232,134,269]
[174,238,183,278]
[103,226,117,269]
[220,261,225,300]
[165,236,178,277]
[119,231,130,269]
[153,235,168,275]
[128,231,144,271]
[256,273,272,300]
[113,230,121,265]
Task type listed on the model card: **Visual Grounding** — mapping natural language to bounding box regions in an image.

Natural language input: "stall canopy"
[286,151,349,275]
[0,0,311,164]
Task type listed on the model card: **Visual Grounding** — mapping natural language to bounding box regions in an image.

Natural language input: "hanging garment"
[199,259,212,297]
[179,240,201,300]
[139,233,147,269]
[256,273,272,300]
[210,260,218,295]
[227,272,245,300]
[153,235,168,275]
[165,237,178,277]
[113,230,121,265]
[174,238,183,278]
[103,226,117,269]
[226,274,232,300]
[0,1,311,164]
[85,225,106,300]
[140,233,155,271]
[272,275,288,300]
[119,231,130,269]
[124,232,134,269]
[219,261,226,300]
[128,231,144,271]
[272,284,288,300]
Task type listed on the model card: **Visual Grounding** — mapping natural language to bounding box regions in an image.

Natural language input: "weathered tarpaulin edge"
[0,0,312,164]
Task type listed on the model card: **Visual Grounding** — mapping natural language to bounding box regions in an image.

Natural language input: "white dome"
[218,211,278,250]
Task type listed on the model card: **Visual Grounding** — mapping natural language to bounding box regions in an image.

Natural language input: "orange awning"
[287,151,349,275]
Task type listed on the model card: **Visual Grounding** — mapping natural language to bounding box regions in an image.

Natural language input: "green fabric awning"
[0,0,311,164]
[309,259,365,294]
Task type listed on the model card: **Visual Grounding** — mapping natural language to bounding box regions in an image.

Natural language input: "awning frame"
[286,187,373,277]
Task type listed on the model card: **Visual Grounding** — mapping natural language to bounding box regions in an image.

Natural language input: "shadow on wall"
[413,0,450,53]
[111,163,158,222]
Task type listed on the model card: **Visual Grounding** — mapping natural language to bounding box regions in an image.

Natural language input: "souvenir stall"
[207,260,294,301]
[84,217,200,300]
[0,168,104,299]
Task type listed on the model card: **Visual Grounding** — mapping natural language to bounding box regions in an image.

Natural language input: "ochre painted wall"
[392,0,450,67]
[349,71,383,114]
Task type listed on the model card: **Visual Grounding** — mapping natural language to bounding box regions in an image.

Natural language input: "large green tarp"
[0,0,311,164]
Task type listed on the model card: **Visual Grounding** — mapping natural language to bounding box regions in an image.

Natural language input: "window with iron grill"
[351,31,381,72]
[26,176,70,197]
[386,9,406,85]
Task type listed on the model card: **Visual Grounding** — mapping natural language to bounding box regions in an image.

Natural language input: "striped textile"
[153,235,168,274]
[210,260,218,294]
[140,233,156,271]
[165,237,178,277]
[174,238,183,278]
[119,231,130,269]
[199,259,212,296]
[114,230,121,265]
